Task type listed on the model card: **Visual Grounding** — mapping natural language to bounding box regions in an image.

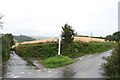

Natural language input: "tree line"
[106,31,120,42]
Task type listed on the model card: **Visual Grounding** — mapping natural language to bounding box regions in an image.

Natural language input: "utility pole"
[91,32,92,42]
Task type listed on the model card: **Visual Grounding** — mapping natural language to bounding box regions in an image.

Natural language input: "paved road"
[3,50,112,78]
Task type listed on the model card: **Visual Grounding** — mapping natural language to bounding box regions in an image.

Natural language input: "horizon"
[1,32,117,38]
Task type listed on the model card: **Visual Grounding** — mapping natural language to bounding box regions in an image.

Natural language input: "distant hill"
[14,35,36,42]
[30,36,52,40]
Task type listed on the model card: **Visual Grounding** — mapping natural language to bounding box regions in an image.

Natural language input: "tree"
[106,35,113,41]
[112,31,120,42]
[105,31,120,42]
[61,24,76,46]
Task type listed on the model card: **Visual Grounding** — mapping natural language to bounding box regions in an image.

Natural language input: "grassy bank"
[103,41,120,79]
[43,55,75,68]
[15,42,115,60]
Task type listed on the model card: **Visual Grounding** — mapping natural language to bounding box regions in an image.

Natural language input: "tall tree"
[61,24,76,46]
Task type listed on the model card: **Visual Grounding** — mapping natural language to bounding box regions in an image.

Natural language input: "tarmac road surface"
[3,50,112,78]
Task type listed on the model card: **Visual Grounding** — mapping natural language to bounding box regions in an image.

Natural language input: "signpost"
[58,36,61,55]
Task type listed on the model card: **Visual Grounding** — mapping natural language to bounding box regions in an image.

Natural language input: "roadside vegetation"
[102,31,120,79]
[103,41,120,79]
[0,15,15,62]
[2,34,15,62]
[15,42,115,60]
[103,40,120,80]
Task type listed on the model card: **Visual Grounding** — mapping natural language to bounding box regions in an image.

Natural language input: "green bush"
[2,34,15,62]
[103,41,120,79]
[42,55,75,68]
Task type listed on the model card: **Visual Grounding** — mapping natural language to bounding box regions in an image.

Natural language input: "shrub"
[2,34,15,62]
[103,41,120,78]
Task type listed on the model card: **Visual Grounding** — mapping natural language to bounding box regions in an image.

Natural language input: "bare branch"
[0,14,4,29]
[0,15,3,19]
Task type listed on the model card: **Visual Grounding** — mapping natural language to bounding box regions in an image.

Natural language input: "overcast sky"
[0,0,119,37]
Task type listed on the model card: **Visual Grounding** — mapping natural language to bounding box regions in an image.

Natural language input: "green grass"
[42,55,75,68]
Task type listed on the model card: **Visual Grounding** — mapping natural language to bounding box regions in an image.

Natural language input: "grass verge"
[42,55,75,68]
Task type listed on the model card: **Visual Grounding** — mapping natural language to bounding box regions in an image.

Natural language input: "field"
[74,37,105,42]
[13,37,105,48]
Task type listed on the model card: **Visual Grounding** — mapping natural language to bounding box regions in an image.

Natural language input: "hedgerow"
[15,42,115,60]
